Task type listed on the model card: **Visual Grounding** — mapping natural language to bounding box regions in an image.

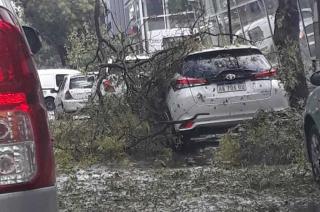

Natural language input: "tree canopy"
[14,0,95,67]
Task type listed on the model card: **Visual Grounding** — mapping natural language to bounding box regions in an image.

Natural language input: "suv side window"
[56,74,66,87]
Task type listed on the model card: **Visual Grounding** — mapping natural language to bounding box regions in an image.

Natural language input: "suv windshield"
[183,49,271,79]
[69,76,94,89]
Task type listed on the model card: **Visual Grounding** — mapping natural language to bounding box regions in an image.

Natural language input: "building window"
[167,0,193,14]
[264,0,278,15]
[168,13,195,28]
[237,0,265,26]
[145,0,164,16]
[147,17,165,30]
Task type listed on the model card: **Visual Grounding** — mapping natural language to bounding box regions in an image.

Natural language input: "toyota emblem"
[225,74,236,80]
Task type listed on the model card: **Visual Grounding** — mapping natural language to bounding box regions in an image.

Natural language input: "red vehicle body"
[0,1,57,211]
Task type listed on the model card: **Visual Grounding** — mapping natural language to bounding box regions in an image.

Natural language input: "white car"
[166,46,289,140]
[37,69,80,111]
[235,15,276,53]
[54,74,95,115]
[235,9,314,56]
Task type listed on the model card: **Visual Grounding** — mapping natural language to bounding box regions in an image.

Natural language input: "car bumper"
[62,99,88,112]
[173,93,289,132]
[0,186,57,212]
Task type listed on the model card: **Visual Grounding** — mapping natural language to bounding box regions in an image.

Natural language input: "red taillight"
[103,80,115,93]
[173,77,208,90]
[0,7,55,193]
[253,68,277,80]
[180,120,194,130]
[0,93,26,105]
[65,90,73,100]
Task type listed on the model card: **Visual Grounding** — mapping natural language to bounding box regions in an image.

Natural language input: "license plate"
[217,83,246,93]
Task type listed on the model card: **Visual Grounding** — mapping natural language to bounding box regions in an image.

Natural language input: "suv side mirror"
[310,71,320,86]
[22,26,42,54]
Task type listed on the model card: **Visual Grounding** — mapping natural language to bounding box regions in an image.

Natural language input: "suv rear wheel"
[307,125,320,183]
[45,97,55,111]
[162,110,192,151]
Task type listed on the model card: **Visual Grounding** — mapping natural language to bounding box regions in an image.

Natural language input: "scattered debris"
[57,165,320,211]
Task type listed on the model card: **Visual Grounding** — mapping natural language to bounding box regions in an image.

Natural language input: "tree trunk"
[56,45,67,67]
[274,0,309,108]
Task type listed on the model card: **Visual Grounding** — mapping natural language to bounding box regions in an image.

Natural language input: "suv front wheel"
[307,125,320,183]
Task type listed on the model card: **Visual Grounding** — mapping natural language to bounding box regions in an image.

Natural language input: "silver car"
[55,74,95,115]
[167,46,289,138]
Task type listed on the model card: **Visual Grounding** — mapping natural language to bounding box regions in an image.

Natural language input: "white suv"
[0,1,57,211]
[167,46,289,140]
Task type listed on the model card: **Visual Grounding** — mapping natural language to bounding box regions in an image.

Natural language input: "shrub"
[217,109,307,167]
[50,96,175,169]
[216,134,240,167]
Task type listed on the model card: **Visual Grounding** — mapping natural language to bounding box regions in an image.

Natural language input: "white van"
[235,9,314,56]
[37,69,81,111]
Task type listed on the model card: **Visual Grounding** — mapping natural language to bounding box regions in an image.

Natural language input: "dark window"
[182,49,271,79]
[69,76,94,89]
[58,77,67,92]
[248,27,264,42]
[146,0,163,16]
[56,74,66,87]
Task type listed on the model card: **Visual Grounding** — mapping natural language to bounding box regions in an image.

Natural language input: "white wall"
[147,28,192,52]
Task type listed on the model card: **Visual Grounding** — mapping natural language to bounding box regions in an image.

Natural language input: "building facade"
[203,0,315,59]
[110,0,315,59]
[124,0,201,53]
[105,0,130,34]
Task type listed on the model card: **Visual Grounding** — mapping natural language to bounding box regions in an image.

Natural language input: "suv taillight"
[0,98,36,185]
[253,68,277,80]
[0,7,55,193]
[173,77,208,90]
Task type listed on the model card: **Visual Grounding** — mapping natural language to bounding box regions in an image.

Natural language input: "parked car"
[54,74,95,116]
[166,46,289,140]
[235,15,276,53]
[235,9,314,56]
[0,0,57,211]
[304,71,320,183]
[37,69,80,111]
